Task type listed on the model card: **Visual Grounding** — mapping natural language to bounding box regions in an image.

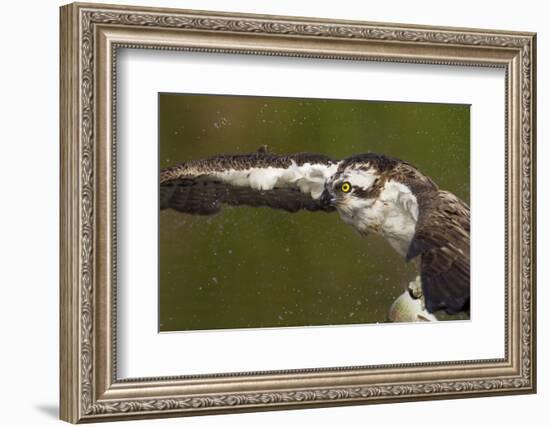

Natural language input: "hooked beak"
[320,189,335,207]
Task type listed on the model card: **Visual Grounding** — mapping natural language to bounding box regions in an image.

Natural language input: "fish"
[388,291,438,323]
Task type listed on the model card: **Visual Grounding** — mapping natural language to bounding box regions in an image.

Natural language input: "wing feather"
[406,190,470,314]
[160,150,338,215]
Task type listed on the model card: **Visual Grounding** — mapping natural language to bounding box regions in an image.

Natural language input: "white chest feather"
[338,180,419,257]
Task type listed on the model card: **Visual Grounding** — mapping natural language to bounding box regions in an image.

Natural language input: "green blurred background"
[159,93,470,332]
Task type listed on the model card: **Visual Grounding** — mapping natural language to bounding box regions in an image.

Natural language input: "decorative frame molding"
[60,2,536,423]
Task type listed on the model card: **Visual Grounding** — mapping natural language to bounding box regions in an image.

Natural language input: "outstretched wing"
[406,190,470,315]
[160,149,339,215]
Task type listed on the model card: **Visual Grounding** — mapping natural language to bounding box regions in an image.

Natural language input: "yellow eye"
[341,181,352,193]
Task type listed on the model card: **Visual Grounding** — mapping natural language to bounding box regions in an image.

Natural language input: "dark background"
[159,93,469,332]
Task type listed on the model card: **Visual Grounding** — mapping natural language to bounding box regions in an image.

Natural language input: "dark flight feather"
[160,150,337,215]
[406,189,470,314]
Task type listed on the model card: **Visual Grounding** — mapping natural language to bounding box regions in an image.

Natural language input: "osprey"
[160,148,470,316]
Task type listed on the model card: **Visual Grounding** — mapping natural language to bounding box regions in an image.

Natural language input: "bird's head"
[320,163,384,213]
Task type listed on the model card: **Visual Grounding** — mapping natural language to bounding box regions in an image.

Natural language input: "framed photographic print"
[60,2,536,423]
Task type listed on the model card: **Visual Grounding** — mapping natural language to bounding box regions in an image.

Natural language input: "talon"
[408,275,423,298]
[407,275,427,311]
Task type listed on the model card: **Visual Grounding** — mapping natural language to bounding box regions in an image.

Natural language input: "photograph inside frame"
[158,93,471,332]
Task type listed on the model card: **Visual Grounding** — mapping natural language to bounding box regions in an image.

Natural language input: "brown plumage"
[406,190,470,314]
[160,150,336,214]
[160,151,333,184]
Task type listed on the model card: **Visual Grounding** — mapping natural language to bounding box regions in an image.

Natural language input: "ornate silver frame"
[60,2,536,423]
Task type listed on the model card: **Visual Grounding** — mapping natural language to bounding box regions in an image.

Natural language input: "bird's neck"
[345,180,419,257]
